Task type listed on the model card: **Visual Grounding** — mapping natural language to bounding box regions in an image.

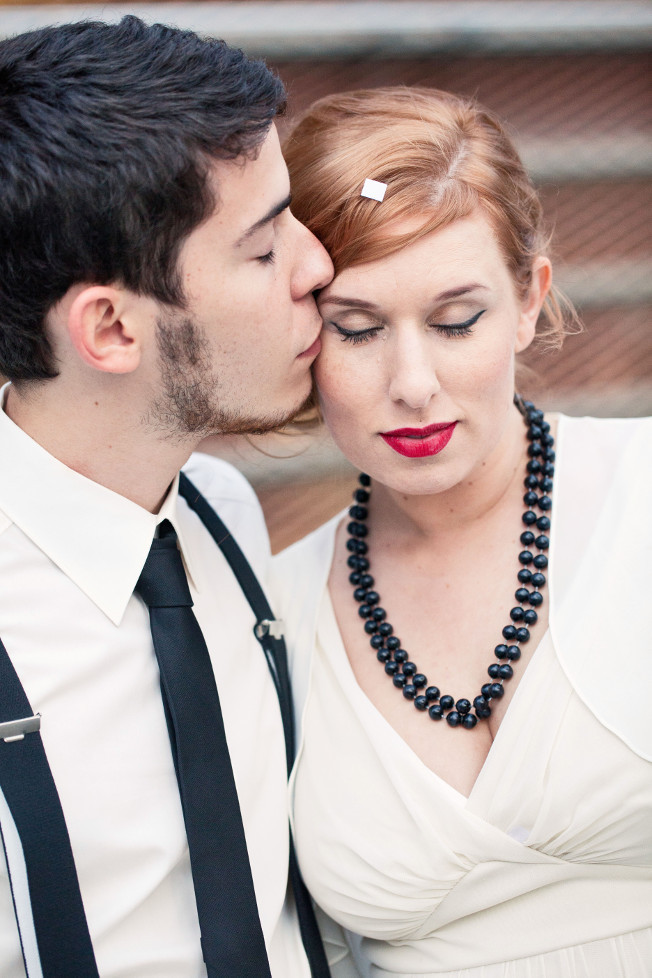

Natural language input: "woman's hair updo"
[284,86,572,346]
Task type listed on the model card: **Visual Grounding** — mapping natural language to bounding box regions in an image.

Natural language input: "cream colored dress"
[275,416,652,978]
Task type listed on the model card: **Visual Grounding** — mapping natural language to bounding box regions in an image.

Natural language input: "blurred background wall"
[1,1,650,547]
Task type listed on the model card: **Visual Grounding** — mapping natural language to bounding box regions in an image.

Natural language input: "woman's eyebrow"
[322,284,488,308]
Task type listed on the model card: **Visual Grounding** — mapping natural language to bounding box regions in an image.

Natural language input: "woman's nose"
[387,333,441,411]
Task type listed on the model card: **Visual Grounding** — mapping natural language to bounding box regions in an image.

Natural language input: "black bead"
[359,473,371,486]
[386,636,401,651]
[393,673,407,687]
[370,635,384,649]
[524,475,539,489]
[517,568,533,584]
[357,557,370,571]
[532,573,546,588]
[528,590,543,606]
[523,491,538,507]
[354,587,368,602]
[476,705,492,719]
[527,424,542,441]
[378,622,393,637]
[365,590,379,605]
[520,531,535,546]
[446,711,461,727]
[440,694,454,711]
[519,550,534,565]
[506,645,521,660]
[402,684,417,699]
[414,696,428,711]
[533,554,548,569]
[348,521,368,538]
[376,649,390,662]
[523,609,538,625]
[522,511,537,525]
[489,683,505,698]
[516,627,530,642]
[347,555,361,569]
[539,495,552,511]
[539,477,553,492]
[515,588,530,603]
[456,699,471,714]
[372,606,386,621]
[358,604,372,619]
[502,625,517,640]
[413,674,427,688]
[462,713,478,729]
[473,695,489,710]
[385,661,398,675]
[527,459,542,474]
[425,686,440,701]
[540,420,550,434]
[498,664,513,679]
[528,441,543,457]
[402,662,417,676]
[359,574,374,588]
[543,462,555,476]
[354,488,369,503]
[488,663,501,678]
[481,683,493,698]
[510,606,525,622]
[528,408,544,423]
[429,705,444,720]
[364,619,378,634]
[393,648,407,662]
[349,505,368,520]
[536,516,551,531]
[544,449,556,462]
[349,571,361,585]
[494,644,509,659]
[535,534,549,550]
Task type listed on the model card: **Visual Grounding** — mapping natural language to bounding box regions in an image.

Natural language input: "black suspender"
[0,472,330,978]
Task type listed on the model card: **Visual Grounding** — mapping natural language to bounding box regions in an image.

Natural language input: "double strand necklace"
[345,399,554,729]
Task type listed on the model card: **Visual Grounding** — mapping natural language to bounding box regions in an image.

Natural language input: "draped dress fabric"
[275,416,652,978]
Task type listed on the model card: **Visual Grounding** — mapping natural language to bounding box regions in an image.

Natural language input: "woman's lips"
[380,421,457,458]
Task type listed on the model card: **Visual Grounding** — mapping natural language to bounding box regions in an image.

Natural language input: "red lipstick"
[380,421,457,458]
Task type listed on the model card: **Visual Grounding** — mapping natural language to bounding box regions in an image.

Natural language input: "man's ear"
[67,286,144,374]
[515,257,552,354]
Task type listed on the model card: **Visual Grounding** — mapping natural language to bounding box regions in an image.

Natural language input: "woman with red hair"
[276,88,652,977]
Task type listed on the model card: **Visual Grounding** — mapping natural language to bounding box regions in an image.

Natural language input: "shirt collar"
[0,383,198,625]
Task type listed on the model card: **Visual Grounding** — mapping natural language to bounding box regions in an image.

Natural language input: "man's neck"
[5,381,194,514]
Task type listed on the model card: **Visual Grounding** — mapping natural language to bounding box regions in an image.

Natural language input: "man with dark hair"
[0,15,333,978]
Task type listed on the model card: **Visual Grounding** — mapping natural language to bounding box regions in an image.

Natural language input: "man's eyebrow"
[235,193,292,247]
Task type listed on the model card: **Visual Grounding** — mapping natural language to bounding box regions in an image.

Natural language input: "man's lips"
[380,421,457,458]
[297,335,322,359]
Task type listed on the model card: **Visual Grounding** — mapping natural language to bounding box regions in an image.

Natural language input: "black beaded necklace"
[346,398,554,729]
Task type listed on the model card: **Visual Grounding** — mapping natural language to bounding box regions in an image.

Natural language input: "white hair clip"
[360,178,387,202]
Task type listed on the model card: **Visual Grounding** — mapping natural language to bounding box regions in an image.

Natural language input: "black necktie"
[135,520,272,978]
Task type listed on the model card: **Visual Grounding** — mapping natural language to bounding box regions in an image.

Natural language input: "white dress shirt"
[0,384,308,978]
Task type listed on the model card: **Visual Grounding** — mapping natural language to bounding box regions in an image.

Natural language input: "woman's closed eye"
[432,309,486,336]
[331,308,486,344]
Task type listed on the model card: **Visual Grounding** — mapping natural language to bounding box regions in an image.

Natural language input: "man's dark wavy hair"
[0,15,286,381]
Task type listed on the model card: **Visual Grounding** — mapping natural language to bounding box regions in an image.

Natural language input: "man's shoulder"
[181,452,271,569]
[182,451,259,507]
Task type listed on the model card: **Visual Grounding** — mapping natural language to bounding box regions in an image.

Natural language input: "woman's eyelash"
[432,309,486,335]
[332,309,486,344]
[333,324,381,344]
[257,249,276,265]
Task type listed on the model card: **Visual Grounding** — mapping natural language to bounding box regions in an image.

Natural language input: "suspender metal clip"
[254,619,284,640]
[0,713,41,744]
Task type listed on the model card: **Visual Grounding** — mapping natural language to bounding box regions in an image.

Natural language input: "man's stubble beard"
[144,313,309,441]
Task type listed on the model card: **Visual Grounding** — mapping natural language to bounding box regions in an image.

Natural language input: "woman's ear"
[67,286,144,374]
[515,257,552,354]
